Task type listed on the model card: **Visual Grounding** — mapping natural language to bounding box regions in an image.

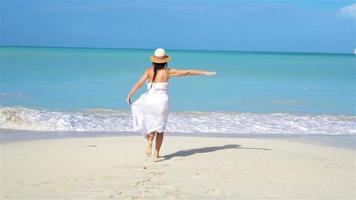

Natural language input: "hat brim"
[150,56,171,63]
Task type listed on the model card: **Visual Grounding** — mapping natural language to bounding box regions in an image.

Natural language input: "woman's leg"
[154,132,164,159]
[145,132,156,157]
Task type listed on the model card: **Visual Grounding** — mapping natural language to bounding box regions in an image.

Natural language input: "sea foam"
[1,107,355,135]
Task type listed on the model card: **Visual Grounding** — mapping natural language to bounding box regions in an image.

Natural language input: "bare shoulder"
[145,67,153,74]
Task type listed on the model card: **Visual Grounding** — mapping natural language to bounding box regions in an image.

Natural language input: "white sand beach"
[1,135,355,200]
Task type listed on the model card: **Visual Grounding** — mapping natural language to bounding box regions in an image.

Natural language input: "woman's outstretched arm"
[127,69,149,104]
[168,68,216,77]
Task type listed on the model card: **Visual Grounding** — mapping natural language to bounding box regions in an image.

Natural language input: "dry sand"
[1,135,355,199]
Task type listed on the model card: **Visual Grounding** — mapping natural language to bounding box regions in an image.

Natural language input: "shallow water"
[1,46,355,114]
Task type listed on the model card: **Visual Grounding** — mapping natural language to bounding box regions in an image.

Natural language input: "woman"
[127,48,216,160]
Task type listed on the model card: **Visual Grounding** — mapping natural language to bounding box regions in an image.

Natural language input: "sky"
[0,0,355,53]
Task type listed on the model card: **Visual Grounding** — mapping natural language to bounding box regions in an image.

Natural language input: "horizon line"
[0,45,354,56]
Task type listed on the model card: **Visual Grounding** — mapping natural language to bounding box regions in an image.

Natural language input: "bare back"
[147,67,169,83]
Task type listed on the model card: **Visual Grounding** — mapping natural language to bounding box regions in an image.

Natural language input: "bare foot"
[153,151,159,160]
[145,142,152,158]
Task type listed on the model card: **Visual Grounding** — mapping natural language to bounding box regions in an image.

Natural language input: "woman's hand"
[126,95,132,105]
[204,71,217,77]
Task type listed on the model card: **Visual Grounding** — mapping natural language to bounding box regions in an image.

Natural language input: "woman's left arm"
[127,69,149,104]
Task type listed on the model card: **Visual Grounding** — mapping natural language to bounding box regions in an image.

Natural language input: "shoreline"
[2,135,355,199]
[1,129,355,150]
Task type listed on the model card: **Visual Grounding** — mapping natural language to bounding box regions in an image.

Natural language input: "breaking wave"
[1,106,355,135]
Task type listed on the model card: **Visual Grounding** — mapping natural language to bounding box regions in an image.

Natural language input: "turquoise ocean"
[1,46,355,135]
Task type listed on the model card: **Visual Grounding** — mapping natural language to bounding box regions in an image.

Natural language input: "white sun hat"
[150,48,171,63]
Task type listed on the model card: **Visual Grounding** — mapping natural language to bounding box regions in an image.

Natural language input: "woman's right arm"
[127,68,150,104]
[168,68,217,77]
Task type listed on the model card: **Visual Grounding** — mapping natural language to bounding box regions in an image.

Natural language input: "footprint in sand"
[206,188,221,196]
[31,181,53,186]
[191,172,203,179]
[149,171,166,176]
[135,178,152,186]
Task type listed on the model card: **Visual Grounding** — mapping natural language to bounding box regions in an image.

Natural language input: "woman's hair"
[152,62,168,82]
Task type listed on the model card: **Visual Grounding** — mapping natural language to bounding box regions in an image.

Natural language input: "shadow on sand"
[158,144,271,161]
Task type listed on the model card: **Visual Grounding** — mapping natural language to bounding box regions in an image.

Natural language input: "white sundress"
[131,80,170,138]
